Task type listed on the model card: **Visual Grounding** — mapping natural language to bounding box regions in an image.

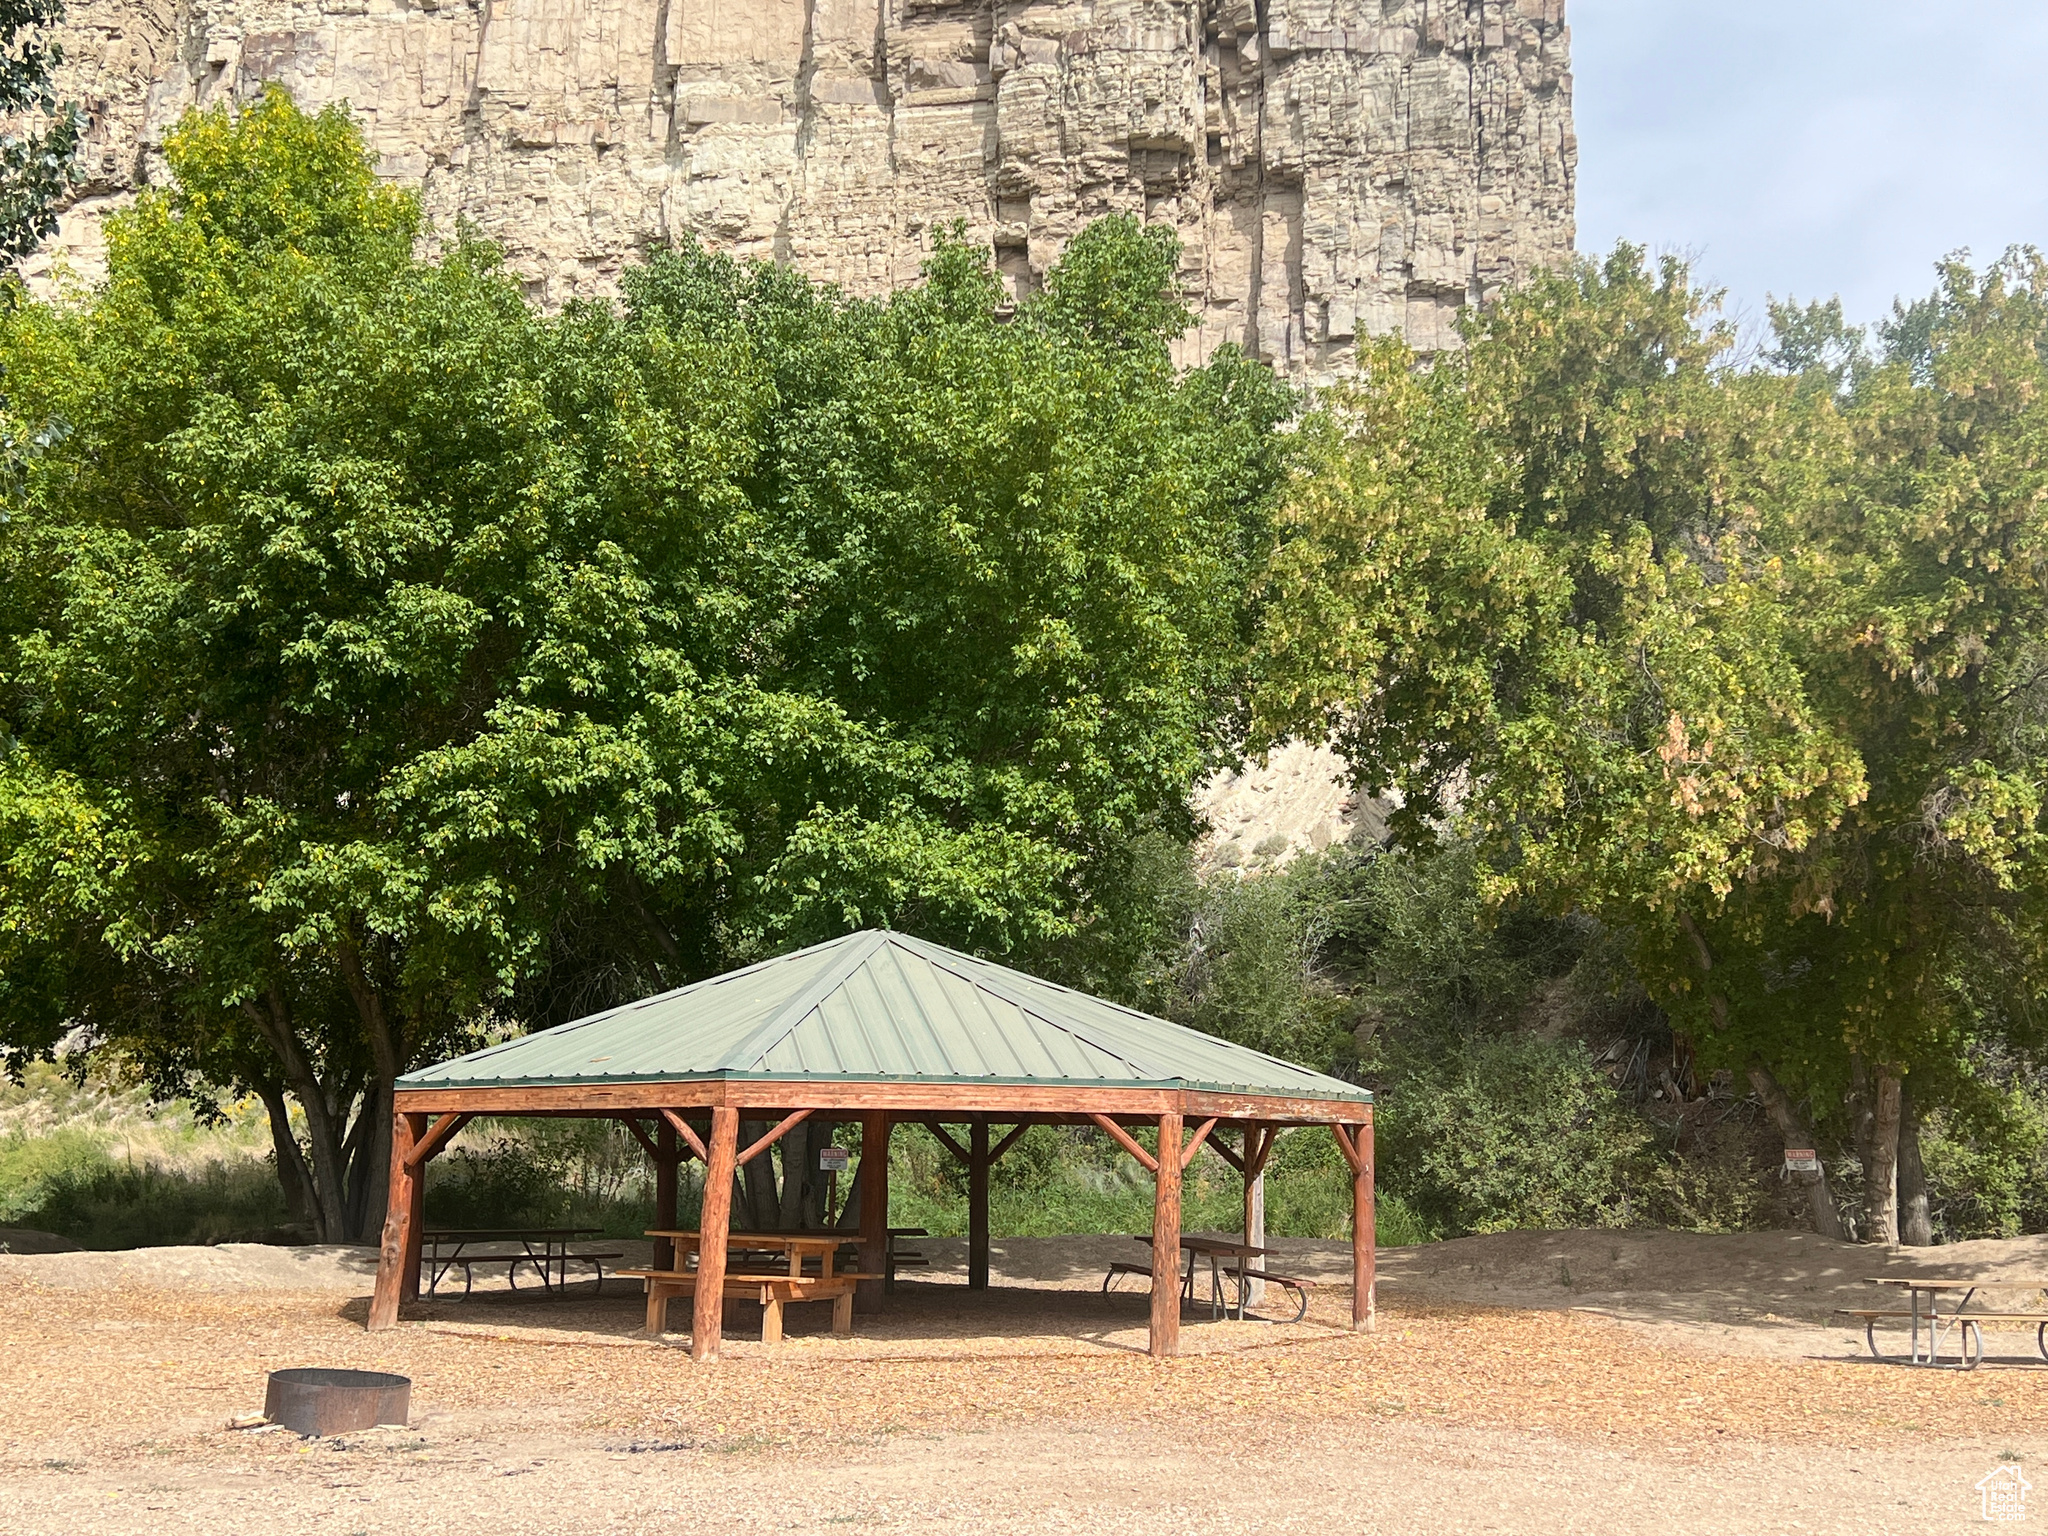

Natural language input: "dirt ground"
[3,1229,2043,1533]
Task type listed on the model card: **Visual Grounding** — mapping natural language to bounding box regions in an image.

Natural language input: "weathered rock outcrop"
[35,0,1573,374]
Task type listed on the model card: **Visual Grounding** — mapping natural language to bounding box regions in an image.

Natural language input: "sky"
[1570,0,2048,341]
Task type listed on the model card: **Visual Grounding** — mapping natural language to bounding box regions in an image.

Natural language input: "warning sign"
[818,1146,851,1172]
[1783,1148,1821,1173]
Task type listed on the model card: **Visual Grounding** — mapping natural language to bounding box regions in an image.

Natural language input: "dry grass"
[1,1275,2037,1469]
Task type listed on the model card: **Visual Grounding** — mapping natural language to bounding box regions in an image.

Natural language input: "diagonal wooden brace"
[659,1109,709,1161]
[1088,1112,1160,1174]
[403,1112,471,1171]
[738,1108,813,1166]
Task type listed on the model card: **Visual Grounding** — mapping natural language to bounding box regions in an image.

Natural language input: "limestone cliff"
[34,0,1573,375]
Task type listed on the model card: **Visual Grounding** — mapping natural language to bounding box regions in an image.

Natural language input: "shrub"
[1378,1033,1656,1235]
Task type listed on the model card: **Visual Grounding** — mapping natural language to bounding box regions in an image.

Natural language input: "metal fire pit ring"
[263,1367,412,1436]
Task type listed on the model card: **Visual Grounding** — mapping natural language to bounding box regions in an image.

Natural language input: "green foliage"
[11,1155,288,1249]
[1919,1081,2048,1240]
[1377,1033,1657,1235]
[0,0,76,264]
[1257,241,2048,1225]
[423,1119,680,1237]
[884,1120,1431,1245]
[0,93,1290,1243]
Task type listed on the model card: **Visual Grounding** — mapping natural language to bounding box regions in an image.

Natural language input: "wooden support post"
[1243,1134,1265,1310]
[968,1118,990,1291]
[857,1111,890,1312]
[1150,1109,1182,1359]
[368,1111,425,1331]
[403,1116,427,1301]
[654,1117,679,1271]
[1354,1116,1376,1333]
[691,1105,740,1362]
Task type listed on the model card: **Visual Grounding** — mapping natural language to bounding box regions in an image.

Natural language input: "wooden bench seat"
[619,1267,858,1343]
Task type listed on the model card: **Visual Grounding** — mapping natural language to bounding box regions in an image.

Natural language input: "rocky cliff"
[35,0,1573,375]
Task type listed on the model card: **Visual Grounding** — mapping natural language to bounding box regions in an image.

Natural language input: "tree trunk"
[1747,1060,1847,1241]
[737,1119,778,1230]
[1867,1070,1903,1247]
[256,1082,318,1230]
[1898,1081,1934,1247]
[242,994,350,1243]
[775,1119,811,1230]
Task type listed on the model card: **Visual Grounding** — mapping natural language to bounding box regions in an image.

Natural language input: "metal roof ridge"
[713,929,891,1071]
[883,931,1179,1081]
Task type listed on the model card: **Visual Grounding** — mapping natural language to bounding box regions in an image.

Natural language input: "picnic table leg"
[646,1282,670,1336]
[832,1290,853,1337]
[1150,1110,1183,1359]
[692,1106,740,1362]
[761,1294,784,1346]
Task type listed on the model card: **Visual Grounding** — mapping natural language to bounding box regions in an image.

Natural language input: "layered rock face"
[38,0,1574,375]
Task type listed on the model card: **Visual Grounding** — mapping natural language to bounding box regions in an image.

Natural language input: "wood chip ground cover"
[1,1280,2034,1466]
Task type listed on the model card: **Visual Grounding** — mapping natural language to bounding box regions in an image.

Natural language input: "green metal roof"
[399,929,1371,1103]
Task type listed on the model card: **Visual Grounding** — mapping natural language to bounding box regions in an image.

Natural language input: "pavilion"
[368,929,1375,1359]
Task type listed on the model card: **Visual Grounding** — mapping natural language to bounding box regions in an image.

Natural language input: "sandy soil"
[3,1229,2042,1533]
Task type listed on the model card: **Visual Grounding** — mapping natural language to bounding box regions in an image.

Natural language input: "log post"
[968,1117,990,1291]
[1352,1116,1376,1333]
[368,1111,424,1331]
[857,1111,891,1312]
[1243,1141,1266,1309]
[654,1117,679,1271]
[690,1105,740,1362]
[1150,1109,1182,1359]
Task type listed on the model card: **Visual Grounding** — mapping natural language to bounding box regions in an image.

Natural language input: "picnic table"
[1839,1277,2048,1369]
[422,1227,621,1298]
[1102,1235,1312,1323]
[625,1230,879,1342]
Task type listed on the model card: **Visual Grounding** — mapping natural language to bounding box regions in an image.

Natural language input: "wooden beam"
[659,1108,709,1162]
[856,1112,890,1313]
[1179,1116,1219,1171]
[1352,1117,1376,1334]
[394,1079,1374,1124]
[620,1117,662,1163]
[988,1122,1031,1164]
[653,1118,680,1271]
[402,1111,471,1171]
[925,1122,970,1164]
[737,1108,813,1166]
[691,1106,740,1361]
[1208,1135,1246,1174]
[1089,1112,1159,1175]
[1247,1125,1278,1180]
[968,1120,990,1292]
[369,1112,425,1331]
[1150,1109,1182,1359]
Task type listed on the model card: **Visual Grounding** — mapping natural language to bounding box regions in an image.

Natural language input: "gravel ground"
[4,1230,2044,1532]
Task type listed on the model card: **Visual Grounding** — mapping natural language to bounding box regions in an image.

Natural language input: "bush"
[15,1156,290,1248]
[1378,1033,1656,1236]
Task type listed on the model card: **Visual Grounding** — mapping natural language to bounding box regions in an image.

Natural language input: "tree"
[1256,244,2048,1244]
[0,92,1290,1240]
[0,0,75,263]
